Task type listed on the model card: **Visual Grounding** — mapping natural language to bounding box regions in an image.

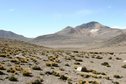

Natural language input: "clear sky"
[0,0,126,37]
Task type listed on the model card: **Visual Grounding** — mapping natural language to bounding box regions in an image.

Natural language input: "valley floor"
[0,39,126,84]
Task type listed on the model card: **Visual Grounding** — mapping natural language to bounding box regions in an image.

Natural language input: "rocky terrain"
[0,38,126,84]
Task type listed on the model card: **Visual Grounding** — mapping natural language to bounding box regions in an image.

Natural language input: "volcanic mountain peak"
[56,21,111,35]
[76,21,110,29]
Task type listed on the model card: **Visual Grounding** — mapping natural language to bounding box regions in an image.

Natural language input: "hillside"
[0,30,30,41]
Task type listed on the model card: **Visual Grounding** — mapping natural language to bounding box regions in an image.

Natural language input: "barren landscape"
[0,0,126,84]
[0,21,126,84]
[0,37,126,84]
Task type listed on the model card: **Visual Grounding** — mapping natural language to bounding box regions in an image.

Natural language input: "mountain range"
[0,21,126,49]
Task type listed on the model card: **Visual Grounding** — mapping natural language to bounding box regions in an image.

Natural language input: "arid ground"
[0,39,126,84]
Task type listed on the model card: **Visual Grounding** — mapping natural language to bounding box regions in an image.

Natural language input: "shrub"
[75,58,83,62]
[74,62,81,65]
[78,80,86,84]
[116,57,122,60]
[112,81,119,84]
[121,64,126,68]
[0,70,5,75]
[68,81,72,84]
[108,57,112,60]
[10,58,20,64]
[60,75,68,81]
[52,71,60,77]
[65,63,70,67]
[31,57,38,63]
[80,73,91,78]
[59,68,65,71]
[92,75,102,79]
[18,57,28,63]
[0,63,6,70]
[109,52,114,55]
[45,71,53,75]
[7,67,16,73]
[0,54,6,57]
[30,77,43,84]
[101,62,111,67]
[15,65,23,71]
[52,63,59,67]
[32,66,42,70]
[96,56,103,59]
[22,68,32,77]
[73,51,79,53]
[104,76,110,80]
[85,56,89,58]
[114,75,123,79]
[81,67,89,72]
[89,80,99,84]
[8,75,18,82]
[31,79,42,84]
[46,62,59,67]
[46,62,51,67]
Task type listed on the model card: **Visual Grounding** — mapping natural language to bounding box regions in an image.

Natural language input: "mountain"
[1,22,125,49]
[32,21,125,49]
[0,30,30,41]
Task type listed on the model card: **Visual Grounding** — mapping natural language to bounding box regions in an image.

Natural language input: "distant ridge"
[0,30,31,41]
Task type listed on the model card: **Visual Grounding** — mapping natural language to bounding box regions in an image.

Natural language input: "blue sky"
[0,0,126,37]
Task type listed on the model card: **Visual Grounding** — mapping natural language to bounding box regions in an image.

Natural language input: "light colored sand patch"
[90,29,99,33]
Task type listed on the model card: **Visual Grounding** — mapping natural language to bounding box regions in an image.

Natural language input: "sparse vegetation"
[80,73,91,78]
[0,39,125,84]
[101,62,111,67]
[116,57,122,60]
[22,68,32,77]
[29,77,43,84]
[0,70,5,75]
[46,62,59,67]
[60,75,68,81]
[0,63,6,70]
[96,56,103,59]
[10,58,20,64]
[32,65,42,70]
[108,57,112,60]
[121,64,126,68]
[113,75,123,79]
[81,66,89,72]
[0,54,6,57]
[7,67,17,73]
[112,81,119,84]
[8,75,18,82]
